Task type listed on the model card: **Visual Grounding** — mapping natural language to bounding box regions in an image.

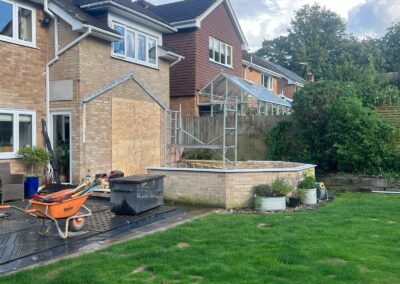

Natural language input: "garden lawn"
[1,193,400,284]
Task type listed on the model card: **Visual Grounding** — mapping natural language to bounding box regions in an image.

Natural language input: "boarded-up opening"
[112,97,161,175]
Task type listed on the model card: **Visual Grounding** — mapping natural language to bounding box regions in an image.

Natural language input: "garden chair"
[0,163,25,204]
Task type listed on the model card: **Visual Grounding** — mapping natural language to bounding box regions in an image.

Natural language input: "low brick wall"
[148,161,315,208]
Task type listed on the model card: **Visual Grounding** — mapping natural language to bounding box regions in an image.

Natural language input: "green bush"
[254,178,293,197]
[17,146,51,176]
[267,81,400,175]
[298,174,316,189]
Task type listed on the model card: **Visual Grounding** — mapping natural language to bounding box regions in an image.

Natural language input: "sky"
[150,0,400,50]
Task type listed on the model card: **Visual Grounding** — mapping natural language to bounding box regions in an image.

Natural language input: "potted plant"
[298,174,317,205]
[17,146,51,198]
[288,188,305,208]
[254,178,293,211]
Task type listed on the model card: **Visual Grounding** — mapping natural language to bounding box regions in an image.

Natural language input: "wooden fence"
[179,115,290,160]
[376,106,400,128]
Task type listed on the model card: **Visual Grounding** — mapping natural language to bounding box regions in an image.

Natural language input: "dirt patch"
[176,242,190,248]
[132,264,146,274]
[257,223,269,229]
[326,258,347,265]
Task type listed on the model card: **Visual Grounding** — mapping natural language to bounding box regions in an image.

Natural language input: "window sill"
[111,54,159,70]
[0,153,19,159]
[209,59,234,70]
[0,36,37,49]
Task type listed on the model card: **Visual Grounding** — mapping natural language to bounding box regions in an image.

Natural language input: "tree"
[256,36,292,68]
[382,23,400,72]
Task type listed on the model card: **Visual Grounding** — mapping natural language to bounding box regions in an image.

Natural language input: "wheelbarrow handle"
[0,205,10,209]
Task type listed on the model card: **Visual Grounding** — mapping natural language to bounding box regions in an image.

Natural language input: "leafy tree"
[256,36,292,68]
[382,23,400,72]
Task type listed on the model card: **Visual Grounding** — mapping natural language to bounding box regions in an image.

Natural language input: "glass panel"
[18,6,32,42]
[226,45,232,66]
[209,37,213,59]
[113,25,125,56]
[269,76,273,90]
[19,114,32,148]
[0,113,13,153]
[220,42,226,64]
[0,0,13,38]
[148,37,156,64]
[138,34,146,62]
[126,30,135,59]
[214,39,220,62]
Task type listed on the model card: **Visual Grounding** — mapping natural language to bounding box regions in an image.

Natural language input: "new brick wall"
[0,4,48,173]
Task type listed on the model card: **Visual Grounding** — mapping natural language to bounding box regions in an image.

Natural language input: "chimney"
[306,73,314,83]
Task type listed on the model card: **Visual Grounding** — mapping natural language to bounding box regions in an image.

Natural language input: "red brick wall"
[195,2,243,91]
[163,29,197,98]
[277,78,297,99]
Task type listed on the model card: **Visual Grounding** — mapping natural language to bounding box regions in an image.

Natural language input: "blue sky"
[150,0,400,50]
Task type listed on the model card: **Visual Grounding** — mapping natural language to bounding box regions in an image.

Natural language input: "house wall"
[165,2,244,117]
[243,66,279,94]
[50,28,170,182]
[277,78,297,99]
[0,4,48,173]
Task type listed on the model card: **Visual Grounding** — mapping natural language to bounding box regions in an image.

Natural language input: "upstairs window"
[112,22,158,68]
[209,37,232,67]
[0,0,35,47]
[263,74,273,90]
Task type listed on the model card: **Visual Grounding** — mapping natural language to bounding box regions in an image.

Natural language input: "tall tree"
[382,23,400,72]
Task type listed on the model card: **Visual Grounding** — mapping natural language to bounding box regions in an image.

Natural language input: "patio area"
[0,198,213,275]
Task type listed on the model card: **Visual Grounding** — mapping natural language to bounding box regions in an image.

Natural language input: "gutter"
[80,1,177,33]
[169,54,184,67]
[242,59,283,78]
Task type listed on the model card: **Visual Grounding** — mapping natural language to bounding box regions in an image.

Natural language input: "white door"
[50,111,72,183]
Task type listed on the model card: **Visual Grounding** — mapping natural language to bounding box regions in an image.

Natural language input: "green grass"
[2,193,400,283]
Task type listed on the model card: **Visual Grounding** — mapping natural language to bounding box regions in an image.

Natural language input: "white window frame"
[0,109,36,159]
[0,0,36,48]
[262,74,273,90]
[111,21,159,69]
[209,36,233,68]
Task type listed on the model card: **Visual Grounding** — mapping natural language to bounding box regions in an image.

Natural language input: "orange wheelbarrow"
[0,192,92,239]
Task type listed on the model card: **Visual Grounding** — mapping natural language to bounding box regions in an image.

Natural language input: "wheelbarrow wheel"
[69,213,86,232]
[37,218,52,236]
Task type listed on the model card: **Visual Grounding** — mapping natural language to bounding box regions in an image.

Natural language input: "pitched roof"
[74,0,172,26]
[148,0,217,23]
[243,51,306,85]
[54,0,118,34]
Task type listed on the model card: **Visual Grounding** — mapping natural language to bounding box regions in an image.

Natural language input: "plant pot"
[300,188,317,205]
[24,176,39,198]
[317,188,327,200]
[255,196,286,211]
[288,197,301,208]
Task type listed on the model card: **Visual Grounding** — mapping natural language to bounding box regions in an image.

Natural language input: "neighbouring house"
[1,0,182,183]
[243,51,306,99]
[145,0,248,117]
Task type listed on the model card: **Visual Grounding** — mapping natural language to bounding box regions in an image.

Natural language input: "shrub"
[17,146,51,176]
[254,178,293,197]
[298,174,316,189]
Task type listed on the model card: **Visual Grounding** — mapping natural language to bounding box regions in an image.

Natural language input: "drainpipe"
[44,0,92,133]
[170,55,184,67]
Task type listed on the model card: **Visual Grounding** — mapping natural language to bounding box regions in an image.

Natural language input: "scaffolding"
[164,72,291,168]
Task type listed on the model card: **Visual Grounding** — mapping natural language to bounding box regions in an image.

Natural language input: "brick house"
[243,51,306,99]
[0,0,182,182]
[146,0,248,117]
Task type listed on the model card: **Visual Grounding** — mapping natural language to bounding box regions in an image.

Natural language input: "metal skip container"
[109,174,165,215]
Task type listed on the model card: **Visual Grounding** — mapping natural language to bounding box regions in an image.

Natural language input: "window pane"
[0,113,13,153]
[113,25,125,56]
[220,42,226,64]
[148,37,156,64]
[126,30,135,59]
[269,77,273,90]
[138,34,146,61]
[0,0,13,38]
[19,114,32,148]
[227,46,232,66]
[18,7,32,42]
[214,39,220,62]
[209,38,213,59]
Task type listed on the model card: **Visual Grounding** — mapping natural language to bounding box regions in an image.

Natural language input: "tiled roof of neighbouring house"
[55,0,118,34]
[243,51,306,85]
[72,0,173,26]
[148,0,218,23]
